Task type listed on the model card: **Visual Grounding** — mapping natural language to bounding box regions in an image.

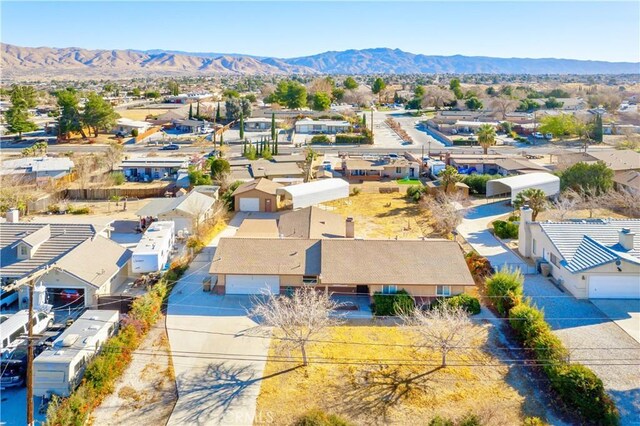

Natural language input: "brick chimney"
[345,217,355,238]
[618,228,636,251]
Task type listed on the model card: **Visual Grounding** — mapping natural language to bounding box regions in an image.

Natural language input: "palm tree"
[477,124,497,155]
[514,188,547,221]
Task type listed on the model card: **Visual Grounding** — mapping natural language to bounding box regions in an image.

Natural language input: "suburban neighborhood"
[1,2,639,426]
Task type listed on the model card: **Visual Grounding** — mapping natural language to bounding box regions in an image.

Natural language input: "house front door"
[265,199,272,212]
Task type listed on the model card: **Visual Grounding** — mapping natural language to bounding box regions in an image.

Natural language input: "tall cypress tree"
[188,104,193,120]
[219,131,224,146]
[594,114,603,143]
[196,101,200,119]
[215,102,221,123]
[239,113,245,140]
[362,113,366,127]
[271,112,276,141]
[274,131,279,155]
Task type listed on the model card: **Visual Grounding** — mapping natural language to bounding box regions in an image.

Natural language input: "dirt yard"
[537,207,629,221]
[90,315,177,426]
[323,192,432,239]
[255,325,547,426]
[119,108,171,121]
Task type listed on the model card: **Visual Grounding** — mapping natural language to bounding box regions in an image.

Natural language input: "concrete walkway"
[166,212,275,426]
[457,201,531,272]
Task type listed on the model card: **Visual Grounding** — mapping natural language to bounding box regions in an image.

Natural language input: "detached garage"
[232,178,283,212]
[487,172,560,203]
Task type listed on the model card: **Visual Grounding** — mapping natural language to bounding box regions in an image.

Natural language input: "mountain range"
[3,43,638,79]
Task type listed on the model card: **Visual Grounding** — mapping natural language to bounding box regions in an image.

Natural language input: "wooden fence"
[64,185,170,201]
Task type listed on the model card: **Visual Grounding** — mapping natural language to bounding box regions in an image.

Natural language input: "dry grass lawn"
[324,192,432,239]
[255,326,531,426]
[119,108,170,121]
[537,207,629,221]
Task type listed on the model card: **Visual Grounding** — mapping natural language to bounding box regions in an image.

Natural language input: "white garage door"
[226,275,279,295]
[589,275,640,299]
[239,198,260,212]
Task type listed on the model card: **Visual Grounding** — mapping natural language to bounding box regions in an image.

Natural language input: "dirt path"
[90,315,177,426]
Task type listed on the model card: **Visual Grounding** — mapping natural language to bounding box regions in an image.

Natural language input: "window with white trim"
[436,285,451,297]
[532,239,537,255]
[550,253,559,267]
[381,285,398,294]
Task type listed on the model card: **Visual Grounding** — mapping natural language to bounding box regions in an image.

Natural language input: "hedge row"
[372,289,414,316]
[334,133,372,144]
[462,174,500,195]
[486,268,619,425]
[310,135,331,144]
[493,220,519,239]
[430,293,481,315]
[45,262,189,425]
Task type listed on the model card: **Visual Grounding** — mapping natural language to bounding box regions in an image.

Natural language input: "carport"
[486,172,560,203]
[277,178,350,209]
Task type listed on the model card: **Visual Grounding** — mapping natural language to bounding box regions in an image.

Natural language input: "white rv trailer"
[131,221,175,273]
[32,310,119,397]
[1,309,53,355]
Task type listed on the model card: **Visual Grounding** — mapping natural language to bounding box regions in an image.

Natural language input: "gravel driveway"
[524,275,640,424]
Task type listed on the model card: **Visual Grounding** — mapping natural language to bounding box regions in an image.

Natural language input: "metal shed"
[277,178,350,209]
[486,172,560,202]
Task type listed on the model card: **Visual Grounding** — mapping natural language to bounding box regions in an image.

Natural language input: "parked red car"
[59,289,82,302]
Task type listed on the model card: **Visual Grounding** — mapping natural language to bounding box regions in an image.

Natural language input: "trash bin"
[202,277,211,292]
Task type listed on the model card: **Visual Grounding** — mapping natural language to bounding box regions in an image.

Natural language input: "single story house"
[0,222,131,309]
[0,157,74,184]
[295,118,351,134]
[173,119,209,133]
[135,189,219,234]
[235,206,348,239]
[166,92,213,104]
[486,172,560,202]
[244,117,283,131]
[494,158,550,176]
[119,157,189,181]
[249,160,304,179]
[613,170,640,194]
[232,178,284,212]
[210,238,474,298]
[341,157,420,181]
[518,210,639,299]
[114,118,152,135]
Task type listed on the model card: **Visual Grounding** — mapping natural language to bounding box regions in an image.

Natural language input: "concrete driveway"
[457,201,531,272]
[591,299,640,344]
[166,212,275,426]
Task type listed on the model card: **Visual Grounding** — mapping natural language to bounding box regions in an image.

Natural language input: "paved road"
[166,213,275,426]
[457,201,530,272]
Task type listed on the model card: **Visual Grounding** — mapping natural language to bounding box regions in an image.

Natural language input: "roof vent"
[61,334,80,347]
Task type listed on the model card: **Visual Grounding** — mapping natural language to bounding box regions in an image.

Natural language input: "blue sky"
[2,1,639,62]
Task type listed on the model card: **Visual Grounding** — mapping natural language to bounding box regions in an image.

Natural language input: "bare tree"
[490,95,517,120]
[600,188,640,218]
[74,155,97,191]
[249,288,343,366]
[422,87,453,110]
[420,192,467,237]
[549,189,582,221]
[104,141,124,172]
[401,304,473,368]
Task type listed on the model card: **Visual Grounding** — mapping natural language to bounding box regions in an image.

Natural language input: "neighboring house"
[341,157,420,181]
[613,170,640,194]
[452,120,500,133]
[295,118,351,134]
[494,158,550,176]
[235,206,348,239]
[174,119,209,133]
[249,159,304,179]
[114,118,152,135]
[0,157,74,184]
[244,117,282,131]
[518,210,640,299]
[232,178,284,212]
[210,238,474,299]
[135,189,219,234]
[0,222,131,309]
[119,157,189,181]
[166,92,212,104]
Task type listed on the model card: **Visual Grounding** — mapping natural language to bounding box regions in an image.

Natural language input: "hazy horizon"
[2,1,639,63]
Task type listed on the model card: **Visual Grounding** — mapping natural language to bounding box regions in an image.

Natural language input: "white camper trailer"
[33,310,119,397]
[131,221,175,273]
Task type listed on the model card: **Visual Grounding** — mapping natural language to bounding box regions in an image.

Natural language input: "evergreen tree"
[362,113,366,127]
[271,112,276,141]
[189,104,193,120]
[219,131,224,145]
[215,102,221,123]
[594,114,604,143]
[239,113,245,140]
[196,101,200,118]
[274,131,279,155]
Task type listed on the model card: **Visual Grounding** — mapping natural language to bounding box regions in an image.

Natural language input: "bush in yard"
[508,302,546,342]
[131,128,139,137]
[547,364,619,425]
[429,417,454,426]
[523,418,547,426]
[310,134,330,144]
[372,289,415,316]
[462,174,499,195]
[335,133,372,144]
[464,251,493,279]
[431,294,481,315]
[68,206,91,215]
[485,267,523,316]
[295,409,353,426]
[406,184,425,202]
[458,412,482,426]
[111,172,125,185]
[493,220,519,239]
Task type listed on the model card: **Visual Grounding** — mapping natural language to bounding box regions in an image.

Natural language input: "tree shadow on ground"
[328,364,442,421]
[175,361,300,424]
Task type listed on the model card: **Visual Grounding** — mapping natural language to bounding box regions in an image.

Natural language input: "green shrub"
[485,267,523,316]
[464,251,493,278]
[458,412,482,426]
[111,172,125,185]
[372,289,415,316]
[68,206,91,215]
[522,418,547,426]
[335,133,372,144]
[462,174,500,195]
[406,185,425,202]
[47,204,61,214]
[508,302,546,342]
[311,135,331,144]
[429,417,454,426]
[547,364,619,425]
[295,409,353,426]
[131,129,139,137]
[493,220,519,239]
[431,294,481,315]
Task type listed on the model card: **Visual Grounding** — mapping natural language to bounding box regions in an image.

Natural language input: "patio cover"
[277,178,350,209]
[486,172,560,202]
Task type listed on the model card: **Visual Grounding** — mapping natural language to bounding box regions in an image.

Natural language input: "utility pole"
[26,279,34,426]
